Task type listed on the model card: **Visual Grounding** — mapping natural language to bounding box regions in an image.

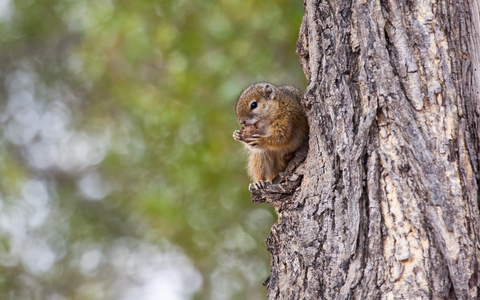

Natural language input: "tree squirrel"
[233,83,309,190]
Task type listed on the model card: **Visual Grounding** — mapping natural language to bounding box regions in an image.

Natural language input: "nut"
[240,124,258,139]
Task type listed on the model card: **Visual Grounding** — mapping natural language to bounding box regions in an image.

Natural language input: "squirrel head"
[235,83,279,130]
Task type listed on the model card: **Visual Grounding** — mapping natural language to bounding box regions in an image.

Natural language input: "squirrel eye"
[250,101,258,109]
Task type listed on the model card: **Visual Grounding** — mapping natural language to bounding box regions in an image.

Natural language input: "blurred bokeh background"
[0,0,305,299]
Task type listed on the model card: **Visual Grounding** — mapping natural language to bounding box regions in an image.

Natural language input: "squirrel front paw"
[244,134,262,148]
[233,130,243,141]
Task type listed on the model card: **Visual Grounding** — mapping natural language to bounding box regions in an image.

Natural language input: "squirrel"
[233,82,309,191]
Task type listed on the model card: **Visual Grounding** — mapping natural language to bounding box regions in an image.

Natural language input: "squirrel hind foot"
[248,180,271,191]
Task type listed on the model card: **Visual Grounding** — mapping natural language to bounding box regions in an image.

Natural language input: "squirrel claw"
[245,136,261,148]
[233,130,242,141]
[249,180,271,191]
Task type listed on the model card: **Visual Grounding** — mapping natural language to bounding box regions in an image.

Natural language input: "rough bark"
[253,1,480,299]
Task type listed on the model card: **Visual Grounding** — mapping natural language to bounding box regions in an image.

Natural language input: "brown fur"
[233,83,309,188]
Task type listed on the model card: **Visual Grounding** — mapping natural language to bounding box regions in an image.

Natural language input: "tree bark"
[253,0,480,299]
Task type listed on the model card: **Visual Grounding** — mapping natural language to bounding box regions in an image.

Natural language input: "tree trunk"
[253,0,480,299]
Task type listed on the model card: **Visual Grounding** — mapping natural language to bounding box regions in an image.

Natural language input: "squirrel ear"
[263,84,275,100]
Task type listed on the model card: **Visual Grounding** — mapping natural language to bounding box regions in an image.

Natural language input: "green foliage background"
[0,0,305,299]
